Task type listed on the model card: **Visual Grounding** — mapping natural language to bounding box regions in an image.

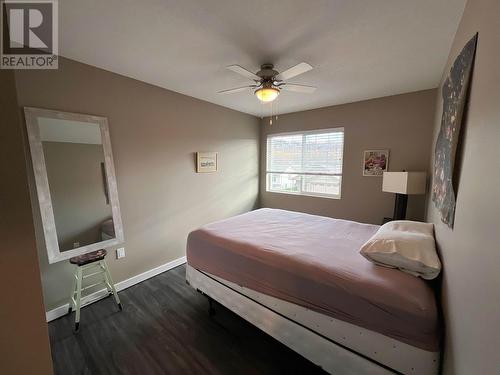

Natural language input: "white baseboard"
[45,256,187,322]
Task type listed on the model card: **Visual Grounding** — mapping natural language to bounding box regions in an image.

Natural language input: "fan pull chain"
[275,98,279,122]
[270,100,273,125]
[270,98,279,125]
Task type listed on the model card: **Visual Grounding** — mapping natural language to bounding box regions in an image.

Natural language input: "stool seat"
[70,249,107,266]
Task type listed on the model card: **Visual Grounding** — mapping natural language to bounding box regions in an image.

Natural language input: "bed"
[100,218,115,241]
[186,208,440,374]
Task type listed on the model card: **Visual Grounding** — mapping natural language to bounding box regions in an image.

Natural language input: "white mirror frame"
[24,107,124,263]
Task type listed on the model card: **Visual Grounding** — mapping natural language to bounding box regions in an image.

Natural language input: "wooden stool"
[68,249,122,331]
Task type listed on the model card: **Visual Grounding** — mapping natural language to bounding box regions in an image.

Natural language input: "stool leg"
[74,267,83,332]
[101,260,122,311]
[67,268,77,315]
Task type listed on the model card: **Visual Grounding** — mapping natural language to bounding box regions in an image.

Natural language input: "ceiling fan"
[218,62,316,103]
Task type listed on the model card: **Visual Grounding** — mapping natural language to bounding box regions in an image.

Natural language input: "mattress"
[100,218,115,239]
[186,208,439,351]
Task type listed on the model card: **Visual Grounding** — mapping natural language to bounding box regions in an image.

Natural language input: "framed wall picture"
[197,152,218,173]
[432,33,477,228]
[363,150,389,177]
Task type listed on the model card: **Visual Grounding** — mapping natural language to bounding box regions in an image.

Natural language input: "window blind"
[266,128,344,198]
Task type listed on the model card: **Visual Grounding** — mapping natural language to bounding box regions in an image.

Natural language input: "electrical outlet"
[116,247,126,259]
[73,242,80,248]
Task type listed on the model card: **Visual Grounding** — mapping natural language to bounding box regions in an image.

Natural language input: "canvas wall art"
[197,152,218,173]
[363,150,389,177]
[432,33,478,228]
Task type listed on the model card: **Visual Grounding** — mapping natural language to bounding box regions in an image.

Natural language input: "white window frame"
[266,127,344,199]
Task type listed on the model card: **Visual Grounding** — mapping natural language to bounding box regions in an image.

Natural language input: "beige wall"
[0,71,53,374]
[260,90,437,224]
[43,142,112,251]
[425,0,500,373]
[15,58,260,311]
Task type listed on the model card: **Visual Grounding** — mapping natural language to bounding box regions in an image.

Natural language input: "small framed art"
[363,150,389,177]
[197,152,218,173]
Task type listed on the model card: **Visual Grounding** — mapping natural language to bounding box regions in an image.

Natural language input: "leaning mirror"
[25,107,124,263]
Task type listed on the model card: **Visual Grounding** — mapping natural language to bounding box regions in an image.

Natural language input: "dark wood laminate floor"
[49,264,325,375]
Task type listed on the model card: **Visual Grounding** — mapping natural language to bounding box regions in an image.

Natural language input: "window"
[266,128,344,199]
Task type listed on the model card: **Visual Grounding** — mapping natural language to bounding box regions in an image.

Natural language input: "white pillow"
[360,221,441,280]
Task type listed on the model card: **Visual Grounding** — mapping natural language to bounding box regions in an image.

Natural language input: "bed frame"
[186,265,439,375]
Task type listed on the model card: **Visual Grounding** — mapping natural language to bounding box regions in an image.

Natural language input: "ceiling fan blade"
[226,65,261,81]
[217,86,254,94]
[281,83,317,93]
[276,62,313,81]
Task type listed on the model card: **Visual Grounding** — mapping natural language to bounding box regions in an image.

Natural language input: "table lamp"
[382,172,427,220]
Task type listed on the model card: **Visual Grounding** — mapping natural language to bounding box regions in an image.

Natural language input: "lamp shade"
[382,172,426,195]
[255,87,279,102]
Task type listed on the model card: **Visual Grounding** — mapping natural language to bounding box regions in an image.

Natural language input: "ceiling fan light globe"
[255,87,279,102]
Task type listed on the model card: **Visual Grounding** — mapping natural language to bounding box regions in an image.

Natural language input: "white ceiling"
[59,0,466,116]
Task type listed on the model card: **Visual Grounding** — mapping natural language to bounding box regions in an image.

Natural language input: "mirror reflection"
[38,117,115,252]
